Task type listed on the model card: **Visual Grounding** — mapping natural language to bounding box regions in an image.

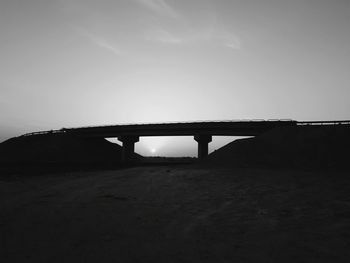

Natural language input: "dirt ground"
[1,166,350,262]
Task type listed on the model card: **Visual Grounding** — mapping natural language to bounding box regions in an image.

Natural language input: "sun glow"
[150,148,156,154]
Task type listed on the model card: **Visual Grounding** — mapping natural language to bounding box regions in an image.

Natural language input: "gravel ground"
[1,166,350,262]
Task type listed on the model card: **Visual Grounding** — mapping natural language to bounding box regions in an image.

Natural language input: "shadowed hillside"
[0,133,141,167]
[207,125,350,169]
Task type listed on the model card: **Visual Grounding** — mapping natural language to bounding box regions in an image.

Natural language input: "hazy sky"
[1,0,349,156]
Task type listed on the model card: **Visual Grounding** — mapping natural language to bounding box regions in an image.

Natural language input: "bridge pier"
[194,135,212,159]
[118,136,139,162]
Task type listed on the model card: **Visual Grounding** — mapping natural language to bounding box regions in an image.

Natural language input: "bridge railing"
[18,119,296,137]
[18,119,349,138]
[18,119,295,137]
[297,120,350,126]
[20,129,66,137]
[62,119,296,130]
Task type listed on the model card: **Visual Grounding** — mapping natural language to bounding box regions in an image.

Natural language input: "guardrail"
[19,120,294,137]
[62,119,296,130]
[20,129,66,137]
[297,120,350,126]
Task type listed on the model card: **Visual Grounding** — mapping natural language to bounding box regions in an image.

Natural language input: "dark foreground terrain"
[1,166,350,262]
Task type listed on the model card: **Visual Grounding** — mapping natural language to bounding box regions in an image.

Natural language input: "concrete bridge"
[21,119,350,162]
[61,120,297,162]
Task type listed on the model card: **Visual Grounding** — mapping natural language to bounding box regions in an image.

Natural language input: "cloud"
[135,0,179,18]
[145,28,183,44]
[75,27,123,56]
[224,40,241,50]
[215,31,241,50]
[134,0,240,50]
[93,38,123,56]
[194,27,241,50]
[145,25,241,50]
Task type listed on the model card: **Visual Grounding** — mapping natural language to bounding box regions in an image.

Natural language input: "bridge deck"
[20,119,350,138]
[62,120,297,137]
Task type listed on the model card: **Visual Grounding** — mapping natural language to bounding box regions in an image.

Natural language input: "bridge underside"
[117,135,214,162]
[118,135,140,162]
[194,135,212,160]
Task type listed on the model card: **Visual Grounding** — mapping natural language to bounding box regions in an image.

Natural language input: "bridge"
[21,119,350,162]
[63,120,297,161]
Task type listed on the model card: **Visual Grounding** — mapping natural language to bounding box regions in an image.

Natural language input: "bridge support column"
[118,136,139,163]
[194,135,212,160]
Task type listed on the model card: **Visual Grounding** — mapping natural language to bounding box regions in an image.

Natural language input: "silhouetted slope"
[0,133,140,165]
[207,125,350,169]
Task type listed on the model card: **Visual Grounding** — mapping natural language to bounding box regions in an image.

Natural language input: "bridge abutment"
[194,135,212,159]
[118,136,139,162]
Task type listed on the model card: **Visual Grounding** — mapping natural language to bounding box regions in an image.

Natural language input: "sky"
[1,0,350,156]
